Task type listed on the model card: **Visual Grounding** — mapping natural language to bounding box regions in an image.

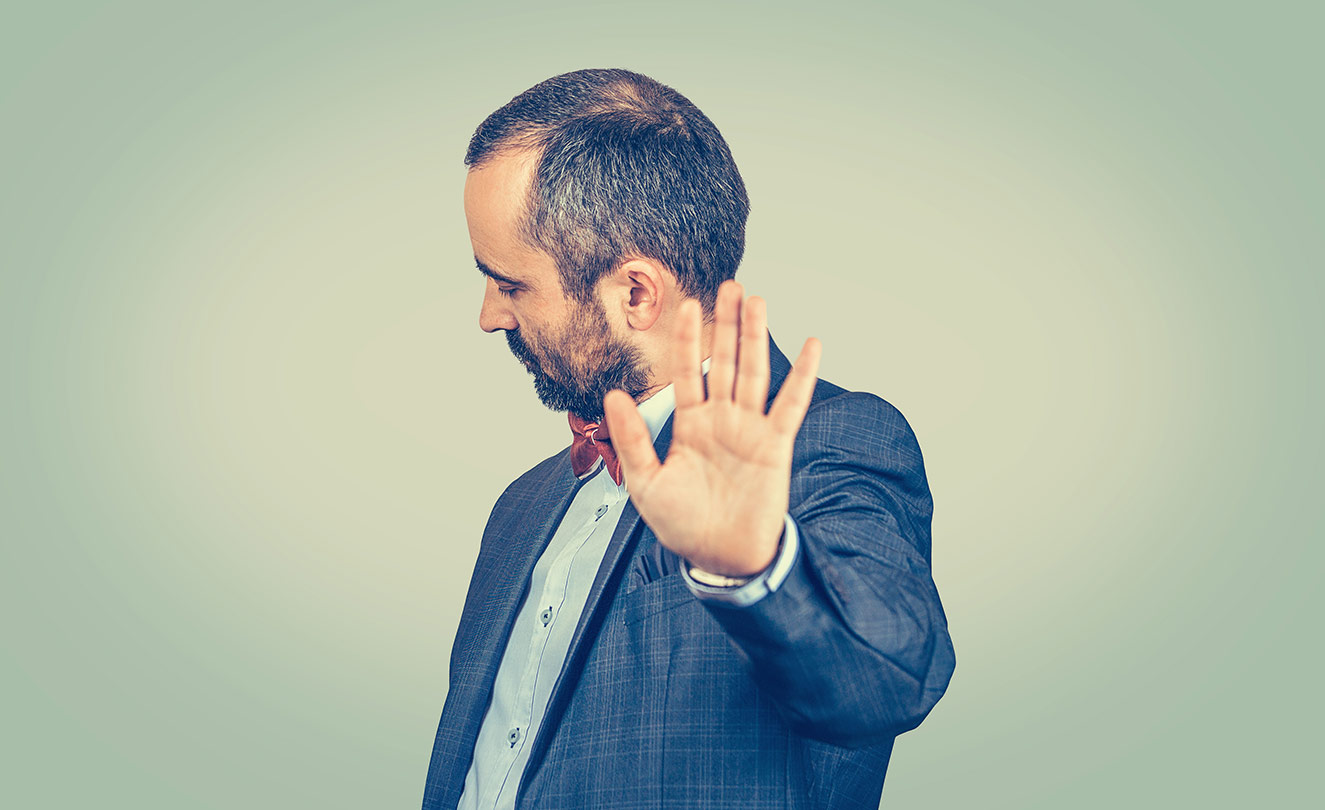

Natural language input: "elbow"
[790,627,956,749]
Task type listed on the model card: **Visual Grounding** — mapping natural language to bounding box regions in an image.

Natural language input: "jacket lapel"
[463,460,583,685]
[517,331,796,793]
[433,456,584,804]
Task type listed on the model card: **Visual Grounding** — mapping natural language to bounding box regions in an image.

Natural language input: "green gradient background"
[2,1,1319,807]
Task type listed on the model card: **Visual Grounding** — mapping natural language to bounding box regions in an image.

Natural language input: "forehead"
[463,149,537,244]
[464,149,560,290]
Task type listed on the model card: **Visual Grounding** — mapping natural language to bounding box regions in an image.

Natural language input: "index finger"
[766,337,822,437]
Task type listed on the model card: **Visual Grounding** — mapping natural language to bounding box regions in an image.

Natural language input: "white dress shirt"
[457,356,800,809]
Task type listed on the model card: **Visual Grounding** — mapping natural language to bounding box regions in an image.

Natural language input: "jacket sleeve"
[694,390,956,748]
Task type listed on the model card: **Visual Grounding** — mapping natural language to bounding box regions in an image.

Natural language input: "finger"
[673,298,705,410]
[708,280,742,403]
[767,337,822,437]
[602,389,661,490]
[734,295,770,412]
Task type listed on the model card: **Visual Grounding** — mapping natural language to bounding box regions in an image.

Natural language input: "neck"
[630,319,716,404]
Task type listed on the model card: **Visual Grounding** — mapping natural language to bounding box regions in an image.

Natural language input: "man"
[422,68,955,809]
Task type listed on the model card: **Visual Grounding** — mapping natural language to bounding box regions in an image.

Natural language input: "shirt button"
[540,607,553,626]
[508,727,521,747]
[595,504,609,519]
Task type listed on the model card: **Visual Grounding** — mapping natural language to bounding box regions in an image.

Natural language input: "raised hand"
[602,280,822,577]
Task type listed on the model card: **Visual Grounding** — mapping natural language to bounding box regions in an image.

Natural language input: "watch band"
[681,512,800,607]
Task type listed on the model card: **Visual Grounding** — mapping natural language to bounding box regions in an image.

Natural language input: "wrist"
[685,566,754,587]
[686,523,785,583]
[681,513,800,607]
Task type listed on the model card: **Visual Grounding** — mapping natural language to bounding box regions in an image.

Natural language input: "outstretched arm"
[702,390,955,746]
[603,280,954,746]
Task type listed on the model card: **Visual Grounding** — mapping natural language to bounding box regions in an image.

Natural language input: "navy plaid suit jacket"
[422,332,955,809]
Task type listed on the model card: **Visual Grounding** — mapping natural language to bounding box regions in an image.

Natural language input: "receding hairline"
[465,77,691,170]
[465,136,543,173]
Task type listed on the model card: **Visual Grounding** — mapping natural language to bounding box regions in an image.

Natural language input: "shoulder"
[798,377,926,470]
[472,445,573,557]
[495,446,571,506]
[790,376,934,557]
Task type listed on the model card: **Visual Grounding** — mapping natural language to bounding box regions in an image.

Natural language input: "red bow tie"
[568,412,624,485]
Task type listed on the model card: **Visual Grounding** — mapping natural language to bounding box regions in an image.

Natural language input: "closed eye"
[496,286,518,298]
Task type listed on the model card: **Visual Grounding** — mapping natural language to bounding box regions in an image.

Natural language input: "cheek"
[521,322,555,361]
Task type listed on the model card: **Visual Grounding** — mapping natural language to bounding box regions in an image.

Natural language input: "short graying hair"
[465,68,750,319]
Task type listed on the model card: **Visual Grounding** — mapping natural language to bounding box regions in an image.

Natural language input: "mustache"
[505,329,539,366]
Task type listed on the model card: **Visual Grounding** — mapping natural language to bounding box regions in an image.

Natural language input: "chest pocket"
[617,571,697,625]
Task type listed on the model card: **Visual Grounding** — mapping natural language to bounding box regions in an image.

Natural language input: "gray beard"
[504,328,652,423]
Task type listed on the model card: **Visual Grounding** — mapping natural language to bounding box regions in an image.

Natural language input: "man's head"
[463,68,749,422]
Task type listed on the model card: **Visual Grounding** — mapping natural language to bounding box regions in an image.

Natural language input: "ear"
[613,257,670,330]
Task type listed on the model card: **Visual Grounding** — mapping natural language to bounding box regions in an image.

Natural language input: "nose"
[478,277,518,333]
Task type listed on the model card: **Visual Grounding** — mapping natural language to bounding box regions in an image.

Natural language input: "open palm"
[602,280,822,577]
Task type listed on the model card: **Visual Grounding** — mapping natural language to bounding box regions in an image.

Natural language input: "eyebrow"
[475,257,522,287]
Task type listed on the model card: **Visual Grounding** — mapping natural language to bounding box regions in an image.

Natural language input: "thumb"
[602,389,661,490]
